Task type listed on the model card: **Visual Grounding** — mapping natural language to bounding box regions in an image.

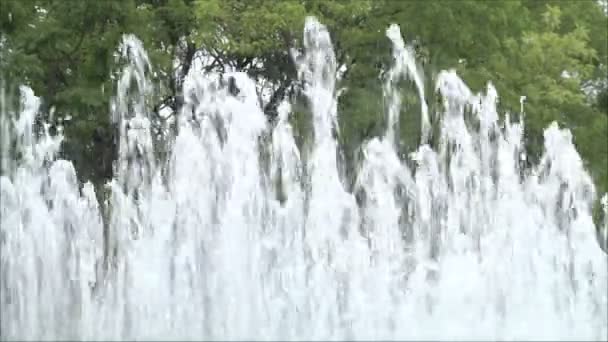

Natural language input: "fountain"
[1,17,606,341]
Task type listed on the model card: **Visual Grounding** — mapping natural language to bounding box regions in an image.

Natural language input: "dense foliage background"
[1,0,607,221]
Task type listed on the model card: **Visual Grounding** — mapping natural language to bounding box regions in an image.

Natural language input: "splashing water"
[1,17,606,341]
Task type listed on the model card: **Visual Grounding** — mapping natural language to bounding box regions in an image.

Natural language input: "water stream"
[1,17,606,340]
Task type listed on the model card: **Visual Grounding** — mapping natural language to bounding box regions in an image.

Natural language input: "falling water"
[1,17,607,341]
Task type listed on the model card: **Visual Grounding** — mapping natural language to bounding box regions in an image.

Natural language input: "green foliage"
[1,0,194,186]
[1,0,606,216]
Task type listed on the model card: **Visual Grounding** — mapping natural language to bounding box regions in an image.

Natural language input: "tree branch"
[263,81,291,121]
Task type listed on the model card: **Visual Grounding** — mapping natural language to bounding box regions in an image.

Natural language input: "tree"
[1,0,606,210]
[0,0,196,189]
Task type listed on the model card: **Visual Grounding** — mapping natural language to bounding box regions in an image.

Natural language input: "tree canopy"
[1,0,606,210]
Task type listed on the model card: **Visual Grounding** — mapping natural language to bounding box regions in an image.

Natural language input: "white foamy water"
[1,17,606,341]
